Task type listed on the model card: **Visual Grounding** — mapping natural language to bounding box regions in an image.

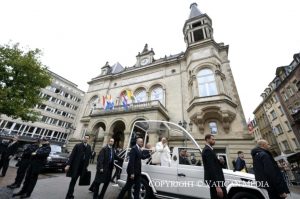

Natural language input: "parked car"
[44,144,69,171]
[16,144,68,172]
[117,120,269,199]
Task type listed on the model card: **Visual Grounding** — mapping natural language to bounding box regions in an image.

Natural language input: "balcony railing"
[90,100,169,119]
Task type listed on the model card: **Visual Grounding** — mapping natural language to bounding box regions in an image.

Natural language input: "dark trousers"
[66,174,80,198]
[267,189,285,199]
[66,164,84,198]
[0,156,10,176]
[14,159,30,186]
[20,162,42,196]
[93,181,110,199]
[117,175,141,199]
[209,186,228,199]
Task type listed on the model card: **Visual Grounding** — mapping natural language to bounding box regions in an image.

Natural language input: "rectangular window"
[13,123,21,130]
[287,86,294,97]
[5,121,14,129]
[41,116,47,122]
[193,29,204,42]
[276,124,283,134]
[28,126,35,133]
[281,92,288,101]
[282,140,290,151]
[285,121,291,131]
[278,106,284,115]
[292,138,300,148]
[192,21,202,28]
[47,130,53,136]
[270,110,277,120]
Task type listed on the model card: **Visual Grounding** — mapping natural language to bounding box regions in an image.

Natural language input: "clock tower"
[136,44,155,67]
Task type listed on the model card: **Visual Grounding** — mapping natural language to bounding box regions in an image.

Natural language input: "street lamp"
[65,125,76,144]
[178,120,193,147]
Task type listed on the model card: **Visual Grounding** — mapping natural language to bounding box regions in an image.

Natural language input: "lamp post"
[178,120,193,147]
[65,125,76,144]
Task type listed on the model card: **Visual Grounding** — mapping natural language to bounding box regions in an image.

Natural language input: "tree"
[0,43,51,122]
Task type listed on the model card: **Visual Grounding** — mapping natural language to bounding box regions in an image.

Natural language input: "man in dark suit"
[13,137,51,198]
[251,139,289,199]
[117,137,150,199]
[0,136,19,177]
[7,139,40,189]
[93,138,122,199]
[202,134,228,199]
[65,135,92,199]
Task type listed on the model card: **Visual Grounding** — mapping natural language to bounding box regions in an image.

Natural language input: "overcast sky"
[1,0,299,120]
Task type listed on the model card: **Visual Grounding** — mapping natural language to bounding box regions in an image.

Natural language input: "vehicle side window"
[124,148,131,162]
[178,148,202,166]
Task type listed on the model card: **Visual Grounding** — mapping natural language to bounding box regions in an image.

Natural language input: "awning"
[274,152,296,161]
[287,152,300,163]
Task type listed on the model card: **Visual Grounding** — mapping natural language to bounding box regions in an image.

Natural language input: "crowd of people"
[0,133,297,199]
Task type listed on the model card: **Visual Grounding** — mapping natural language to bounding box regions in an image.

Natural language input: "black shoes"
[20,194,31,198]
[88,186,95,192]
[12,191,25,197]
[7,183,20,189]
[65,195,74,199]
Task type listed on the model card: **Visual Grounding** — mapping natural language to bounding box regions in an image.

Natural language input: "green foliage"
[0,43,51,122]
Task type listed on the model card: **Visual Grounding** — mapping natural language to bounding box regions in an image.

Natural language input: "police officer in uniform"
[7,139,40,189]
[0,136,19,177]
[13,137,51,198]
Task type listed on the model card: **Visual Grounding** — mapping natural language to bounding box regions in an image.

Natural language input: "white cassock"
[155,142,171,166]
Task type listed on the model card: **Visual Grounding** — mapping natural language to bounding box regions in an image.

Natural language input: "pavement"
[0,159,300,199]
[0,160,120,199]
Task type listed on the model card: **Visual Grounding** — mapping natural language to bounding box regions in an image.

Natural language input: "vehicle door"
[177,147,210,199]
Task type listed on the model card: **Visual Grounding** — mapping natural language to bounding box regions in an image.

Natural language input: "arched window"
[209,122,218,134]
[197,69,217,97]
[151,86,164,104]
[134,88,147,103]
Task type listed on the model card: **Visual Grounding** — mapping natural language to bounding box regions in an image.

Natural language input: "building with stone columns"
[69,3,254,167]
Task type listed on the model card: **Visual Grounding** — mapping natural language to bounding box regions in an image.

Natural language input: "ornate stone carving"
[190,106,236,134]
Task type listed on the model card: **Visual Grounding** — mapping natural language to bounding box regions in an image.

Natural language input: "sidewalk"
[0,163,120,199]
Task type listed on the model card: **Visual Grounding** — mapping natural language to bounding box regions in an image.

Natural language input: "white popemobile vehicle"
[117,120,269,199]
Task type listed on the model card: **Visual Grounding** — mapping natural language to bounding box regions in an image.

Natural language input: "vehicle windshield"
[50,145,62,154]
[126,120,201,155]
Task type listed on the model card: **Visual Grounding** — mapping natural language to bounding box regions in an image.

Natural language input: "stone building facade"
[0,69,85,144]
[253,53,300,156]
[253,103,281,156]
[70,3,254,167]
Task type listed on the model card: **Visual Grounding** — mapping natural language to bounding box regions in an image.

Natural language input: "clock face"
[141,58,149,66]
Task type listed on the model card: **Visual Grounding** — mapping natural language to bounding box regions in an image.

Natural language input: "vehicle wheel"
[131,178,153,199]
[231,192,259,199]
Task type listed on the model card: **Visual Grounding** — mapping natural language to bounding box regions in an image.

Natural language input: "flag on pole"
[121,93,128,110]
[105,95,114,110]
[102,96,106,109]
[247,118,253,133]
